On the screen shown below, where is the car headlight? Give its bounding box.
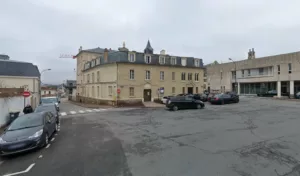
[0,137,7,144]
[29,129,43,139]
[168,100,171,104]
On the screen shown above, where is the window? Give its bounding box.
[195,73,199,81]
[145,55,151,64]
[48,91,51,94]
[108,86,112,96]
[241,70,244,77]
[129,53,135,62]
[288,63,292,74]
[181,72,186,80]
[247,69,251,76]
[96,58,100,65]
[146,70,151,80]
[194,59,200,67]
[171,57,177,65]
[188,73,192,80]
[196,87,199,93]
[97,71,100,82]
[172,72,175,80]
[277,65,280,74]
[129,69,134,80]
[160,71,164,80]
[172,87,175,94]
[232,71,236,78]
[181,58,187,66]
[182,87,185,94]
[92,73,94,83]
[44,91,46,94]
[87,74,90,83]
[259,68,264,75]
[97,86,99,98]
[129,87,134,96]
[159,56,165,64]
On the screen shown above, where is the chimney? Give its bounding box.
[79,46,82,53]
[160,50,166,55]
[252,48,255,59]
[104,48,108,62]
[109,48,111,51]
[248,49,252,60]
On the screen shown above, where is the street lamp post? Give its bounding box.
[229,58,237,92]
[39,69,51,103]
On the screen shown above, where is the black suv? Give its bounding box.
[166,95,205,111]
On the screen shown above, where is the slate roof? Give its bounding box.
[0,60,40,77]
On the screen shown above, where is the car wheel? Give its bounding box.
[173,106,178,111]
[55,123,59,132]
[44,134,49,147]
[196,104,201,109]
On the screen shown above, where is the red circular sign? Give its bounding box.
[23,91,31,97]
[117,89,121,94]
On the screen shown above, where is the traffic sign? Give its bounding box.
[23,91,31,97]
[117,88,121,94]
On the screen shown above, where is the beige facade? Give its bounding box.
[75,43,205,105]
[206,51,300,97]
[0,76,40,108]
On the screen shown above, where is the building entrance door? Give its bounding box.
[187,87,193,94]
[143,89,152,102]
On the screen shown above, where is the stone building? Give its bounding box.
[206,49,300,97]
[75,40,205,105]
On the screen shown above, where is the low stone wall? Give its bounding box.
[76,96,144,107]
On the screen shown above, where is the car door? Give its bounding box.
[48,112,56,135]
[185,96,194,109]
[222,94,231,103]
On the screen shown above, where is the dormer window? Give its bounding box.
[171,57,177,65]
[145,55,151,64]
[159,56,165,64]
[128,52,135,62]
[194,59,200,67]
[181,58,187,66]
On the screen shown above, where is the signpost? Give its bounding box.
[23,91,31,107]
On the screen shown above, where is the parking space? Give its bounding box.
[1,97,300,176]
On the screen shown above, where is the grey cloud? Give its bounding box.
[1,0,300,83]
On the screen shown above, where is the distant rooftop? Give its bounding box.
[0,54,10,60]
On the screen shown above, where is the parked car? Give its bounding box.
[0,112,58,156]
[40,97,60,111]
[166,95,205,111]
[210,93,239,105]
[161,96,174,104]
[35,104,59,125]
[193,94,208,102]
[295,92,300,99]
[207,93,216,102]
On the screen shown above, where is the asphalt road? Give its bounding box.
[1,98,300,176]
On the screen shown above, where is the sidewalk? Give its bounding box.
[143,101,165,108]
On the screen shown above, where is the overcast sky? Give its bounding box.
[1,0,300,84]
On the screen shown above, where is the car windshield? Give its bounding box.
[41,98,57,104]
[35,105,56,113]
[214,94,223,98]
[8,113,43,130]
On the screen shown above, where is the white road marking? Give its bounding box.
[93,109,101,112]
[46,144,50,148]
[51,138,55,142]
[79,110,85,113]
[3,163,35,176]
[38,155,43,159]
[70,111,76,114]
[86,109,92,112]
[55,133,58,136]
[99,109,107,111]
[60,112,67,116]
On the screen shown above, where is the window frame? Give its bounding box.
[181,58,187,66]
[188,73,192,80]
[145,70,151,80]
[144,55,151,64]
[160,71,164,80]
[181,72,186,81]
[129,53,135,62]
[129,87,134,97]
[159,56,165,64]
[195,73,199,81]
[194,59,200,67]
[171,57,177,65]
[129,69,135,80]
